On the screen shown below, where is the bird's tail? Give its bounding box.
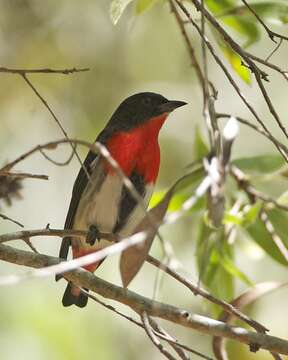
[62,283,88,308]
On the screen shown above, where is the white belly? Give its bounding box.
[72,171,153,253]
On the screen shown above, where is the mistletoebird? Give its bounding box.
[56,92,186,307]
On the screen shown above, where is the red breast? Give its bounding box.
[104,113,168,183]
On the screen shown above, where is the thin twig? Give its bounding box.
[0,67,89,75]
[0,213,24,228]
[39,147,75,166]
[266,39,283,62]
[20,73,90,181]
[148,318,191,360]
[0,228,116,244]
[23,238,39,254]
[217,114,288,156]
[168,0,205,90]
[0,171,48,180]
[260,211,288,263]
[245,51,288,81]
[230,166,288,213]
[141,311,179,360]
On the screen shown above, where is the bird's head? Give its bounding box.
[103,92,187,136]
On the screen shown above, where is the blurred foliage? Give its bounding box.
[112,0,288,81]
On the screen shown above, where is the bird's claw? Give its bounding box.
[86,225,99,245]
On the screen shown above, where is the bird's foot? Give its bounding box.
[86,225,100,246]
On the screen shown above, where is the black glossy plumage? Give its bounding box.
[113,171,146,233]
[62,283,88,308]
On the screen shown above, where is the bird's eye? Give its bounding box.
[142,97,152,105]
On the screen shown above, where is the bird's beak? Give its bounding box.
[157,100,187,113]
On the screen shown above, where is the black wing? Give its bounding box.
[58,150,97,260]
[113,170,146,233]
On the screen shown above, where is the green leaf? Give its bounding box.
[150,166,206,211]
[110,0,134,25]
[267,208,288,249]
[218,40,251,84]
[207,0,260,48]
[223,212,243,226]
[205,248,235,303]
[196,224,235,301]
[223,202,261,227]
[246,218,288,266]
[233,155,285,174]
[212,265,234,306]
[222,2,288,25]
[242,202,262,226]
[220,254,253,286]
[277,191,288,206]
[149,191,185,211]
[173,166,205,193]
[193,126,209,160]
[205,0,236,14]
[135,0,158,14]
[221,16,260,47]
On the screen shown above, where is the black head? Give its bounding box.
[99,92,186,142]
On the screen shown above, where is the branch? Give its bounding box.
[0,226,267,334]
[0,171,48,180]
[0,67,89,75]
[0,227,115,244]
[0,232,145,285]
[0,243,287,355]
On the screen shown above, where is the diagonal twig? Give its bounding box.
[20,73,91,182]
[141,311,179,360]
[0,213,24,228]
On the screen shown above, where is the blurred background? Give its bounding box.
[0,0,287,359]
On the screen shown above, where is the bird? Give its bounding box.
[56,92,186,308]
